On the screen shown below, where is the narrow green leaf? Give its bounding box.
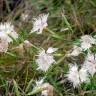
[13,80,20,96]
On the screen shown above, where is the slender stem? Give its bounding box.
[45,28,63,40]
[4,0,11,13]
[56,55,66,65]
[31,44,40,50]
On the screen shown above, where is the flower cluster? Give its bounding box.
[67,35,96,56]
[83,52,96,76]
[80,35,96,50]
[0,22,18,52]
[0,13,96,93]
[66,35,96,87]
[67,64,89,87]
[32,78,53,96]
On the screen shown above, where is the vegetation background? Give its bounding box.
[0,0,96,96]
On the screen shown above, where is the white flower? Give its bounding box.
[46,47,58,54]
[67,45,82,57]
[21,13,29,21]
[67,65,89,87]
[67,65,80,87]
[0,22,18,43]
[86,52,96,61]
[33,79,53,96]
[30,13,49,34]
[83,53,96,76]
[83,61,96,76]
[80,35,96,50]
[36,49,55,71]
[0,35,8,52]
[36,78,44,87]
[32,78,44,94]
[41,83,53,96]
[79,67,89,83]
[41,90,48,96]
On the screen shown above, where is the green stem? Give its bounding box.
[45,28,63,40]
